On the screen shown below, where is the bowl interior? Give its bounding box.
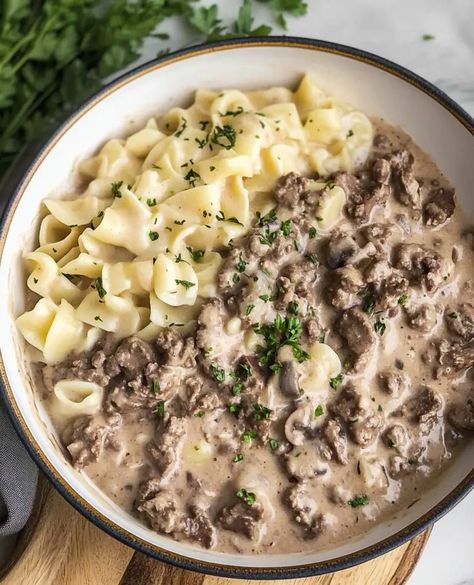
[0,41,472,573]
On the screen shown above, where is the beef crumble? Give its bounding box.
[43,120,473,555]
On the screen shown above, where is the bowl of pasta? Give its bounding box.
[0,37,473,579]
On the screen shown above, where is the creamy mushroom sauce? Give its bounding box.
[40,120,474,554]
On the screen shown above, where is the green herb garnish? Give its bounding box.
[236,488,256,506]
[348,495,369,507]
[175,279,195,289]
[94,277,107,299]
[210,362,225,383]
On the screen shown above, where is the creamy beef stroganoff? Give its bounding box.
[16,76,473,554]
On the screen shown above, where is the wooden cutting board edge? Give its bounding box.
[0,475,432,585]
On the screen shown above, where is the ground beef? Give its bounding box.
[445,304,474,341]
[335,157,391,224]
[388,150,420,207]
[115,337,156,375]
[430,340,474,379]
[218,500,264,540]
[330,386,381,446]
[274,172,311,209]
[322,418,348,464]
[423,187,455,227]
[285,484,326,538]
[326,266,364,311]
[336,308,376,372]
[136,487,181,535]
[155,330,197,368]
[405,304,438,333]
[62,414,120,468]
[400,387,443,426]
[383,424,408,453]
[364,257,409,311]
[181,505,217,548]
[395,243,445,292]
[147,416,188,484]
[378,371,409,397]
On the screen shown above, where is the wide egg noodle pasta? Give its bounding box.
[53,380,103,417]
[17,75,374,362]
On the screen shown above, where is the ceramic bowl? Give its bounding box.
[0,38,472,580]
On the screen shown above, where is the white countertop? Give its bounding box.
[1,0,473,582]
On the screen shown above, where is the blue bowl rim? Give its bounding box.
[0,36,472,580]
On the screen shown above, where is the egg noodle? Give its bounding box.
[16,75,373,365]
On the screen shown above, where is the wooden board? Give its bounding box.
[0,476,431,585]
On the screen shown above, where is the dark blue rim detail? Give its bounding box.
[0,37,472,580]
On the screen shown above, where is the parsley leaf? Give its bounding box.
[175,279,195,290]
[236,488,256,506]
[348,494,369,507]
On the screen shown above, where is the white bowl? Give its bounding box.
[0,38,472,579]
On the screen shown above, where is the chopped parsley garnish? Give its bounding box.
[154,400,165,418]
[305,252,319,265]
[280,219,292,236]
[254,403,272,420]
[448,311,458,319]
[184,168,201,187]
[422,33,435,41]
[374,319,386,336]
[346,129,354,138]
[210,362,225,383]
[175,253,189,264]
[220,106,245,117]
[233,453,244,463]
[309,226,317,239]
[287,301,299,315]
[236,253,247,273]
[242,429,257,443]
[246,304,255,316]
[186,247,205,262]
[255,208,277,227]
[236,488,256,506]
[252,314,309,370]
[94,277,107,299]
[237,362,253,380]
[259,227,278,247]
[147,198,157,207]
[195,136,208,149]
[362,295,376,316]
[215,210,244,225]
[314,404,324,417]
[194,410,205,417]
[199,120,210,131]
[211,124,236,150]
[232,382,243,396]
[94,315,103,322]
[151,379,161,395]
[149,231,159,241]
[174,118,188,138]
[228,403,242,416]
[175,279,195,289]
[268,438,279,451]
[348,494,369,508]
[378,404,383,412]
[111,181,123,198]
[259,294,273,303]
[151,164,162,170]
[174,219,186,225]
[398,294,409,307]
[329,373,343,389]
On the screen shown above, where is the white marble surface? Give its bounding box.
[1,0,473,582]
